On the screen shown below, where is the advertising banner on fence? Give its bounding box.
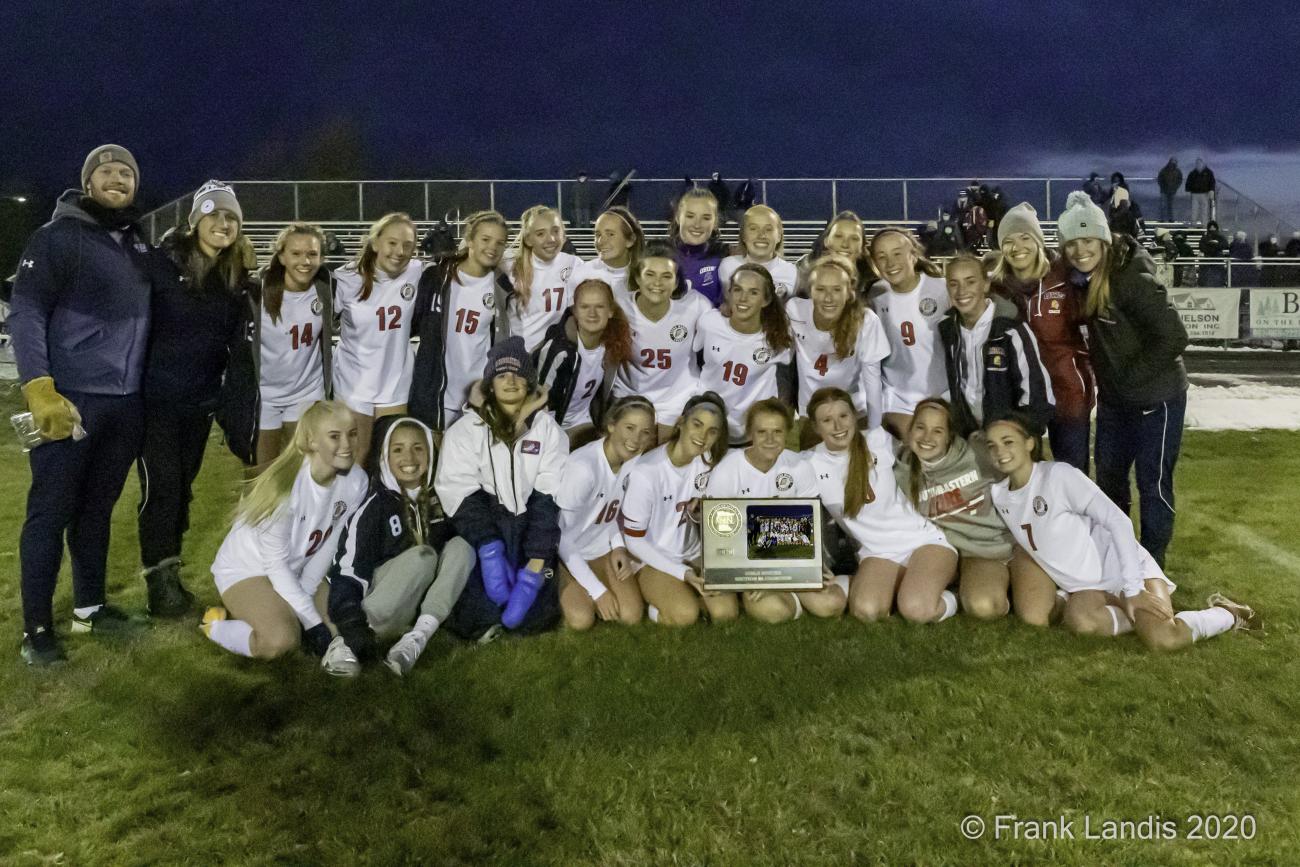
[1248,289,1300,339]
[1170,288,1240,339]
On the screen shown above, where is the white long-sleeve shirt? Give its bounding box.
[619,445,711,581]
[555,440,636,600]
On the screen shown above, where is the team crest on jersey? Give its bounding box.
[753,347,772,364]
[333,500,347,520]
[987,346,1007,369]
[311,298,323,315]
[400,283,415,301]
[482,292,495,309]
[669,324,689,343]
[776,282,791,297]
[775,472,794,491]
[694,472,709,491]
[1033,496,1048,516]
[560,266,573,281]
[919,298,939,316]
[521,440,540,455]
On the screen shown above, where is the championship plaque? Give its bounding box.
[701,498,824,591]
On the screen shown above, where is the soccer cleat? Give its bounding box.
[200,606,228,638]
[1207,593,1262,632]
[384,632,426,677]
[70,604,137,635]
[144,559,197,618]
[321,636,361,677]
[20,627,66,666]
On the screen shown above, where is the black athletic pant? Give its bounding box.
[137,402,214,569]
[448,509,560,640]
[20,391,143,632]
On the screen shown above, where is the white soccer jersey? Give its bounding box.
[571,257,630,301]
[562,339,607,430]
[556,441,635,598]
[259,288,325,408]
[718,255,799,300]
[442,270,497,416]
[619,445,711,580]
[868,274,951,414]
[693,309,792,441]
[706,448,817,498]
[805,427,949,563]
[332,259,427,409]
[613,290,711,423]
[784,297,890,416]
[502,251,581,352]
[211,461,368,627]
[991,462,1168,598]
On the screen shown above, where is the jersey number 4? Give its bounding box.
[375,305,403,331]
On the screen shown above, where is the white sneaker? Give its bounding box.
[384,632,426,677]
[321,636,361,677]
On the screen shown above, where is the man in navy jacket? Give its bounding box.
[9,144,151,665]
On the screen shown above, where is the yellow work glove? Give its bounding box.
[21,376,80,441]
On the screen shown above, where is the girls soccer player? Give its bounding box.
[1057,192,1189,567]
[613,243,711,441]
[989,203,1094,472]
[718,205,798,300]
[866,227,950,437]
[804,388,958,624]
[694,264,794,443]
[204,400,368,660]
[322,415,474,676]
[670,189,728,305]
[986,414,1258,648]
[408,210,511,433]
[434,338,569,639]
[139,181,251,616]
[895,399,1019,621]
[534,278,634,443]
[246,224,335,468]
[502,205,582,352]
[784,255,890,424]
[620,392,736,626]
[799,211,875,296]
[706,399,847,622]
[555,396,657,629]
[332,212,427,461]
[571,206,644,299]
[937,254,1054,437]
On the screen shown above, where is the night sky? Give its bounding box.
[4,1,1300,215]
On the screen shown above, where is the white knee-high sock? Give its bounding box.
[1106,605,1134,636]
[938,590,958,622]
[1176,607,1235,642]
[207,619,254,657]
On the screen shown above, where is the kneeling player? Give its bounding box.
[706,398,847,622]
[986,415,1259,649]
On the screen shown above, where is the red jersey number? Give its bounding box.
[721,360,749,386]
[289,323,314,350]
[813,353,829,376]
[305,526,334,557]
[598,500,621,524]
[900,321,916,346]
[375,305,403,332]
[1020,523,1038,552]
[454,308,481,334]
[543,286,564,312]
[640,348,672,370]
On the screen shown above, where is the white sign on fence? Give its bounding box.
[1169,288,1240,339]
[1248,289,1300,338]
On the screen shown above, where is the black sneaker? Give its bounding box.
[145,561,196,618]
[21,627,66,666]
[70,604,138,635]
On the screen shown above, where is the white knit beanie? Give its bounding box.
[1057,191,1112,245]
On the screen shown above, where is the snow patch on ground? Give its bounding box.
[1187,382,1300,430]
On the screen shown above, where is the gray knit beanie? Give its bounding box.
[189,180,243,228]
[997,202,1045,248]
[81,144,139,190]
[1057,191,1112,245]
[483,336,537,388]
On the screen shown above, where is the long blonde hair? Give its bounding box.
[867,226,943,280]
[261,223,325,324]
[739,204,784,258]
[989,235,1050,284]
[1081,242,1115,317]
[352,212,416,302]
[509,205,564,307]
[236,400,353,526]
[808,254,865,359]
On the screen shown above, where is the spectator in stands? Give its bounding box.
[570,172,593,228]
[1258,234,1282,286]
[1058,191,1188,568]
[605,171,631,211]
[1284,231,1300,286]
[9,145,151,664]
[707,172,732,223]
[927,210,963,256]
[1198,220,1228,287]
[1286,230,1300,257]
[1082,173,1107,206]
[1171,230,1195,288]
[1157,158,1182,222]
[735,178,756,212]
[1185,158,1216,225]
[1229,230,1258,287]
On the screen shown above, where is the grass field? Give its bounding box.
[0,387,1297,866]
